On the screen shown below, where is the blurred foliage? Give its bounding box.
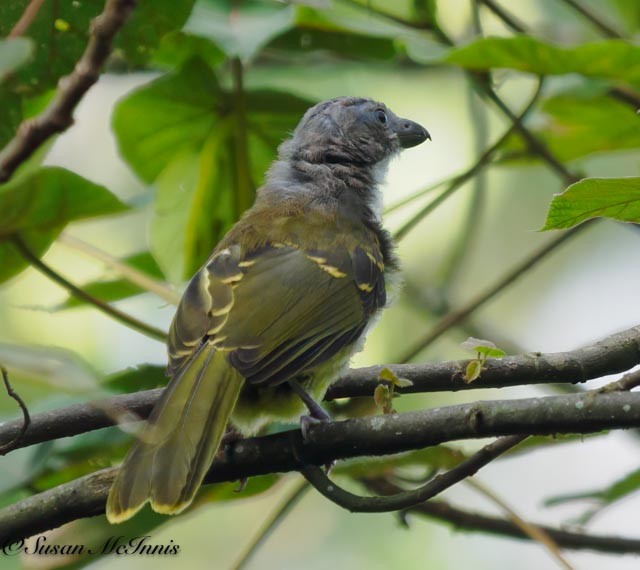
[1,0,640,563]
[0,167,127,283]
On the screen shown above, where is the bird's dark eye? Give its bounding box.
[375,109,387,124]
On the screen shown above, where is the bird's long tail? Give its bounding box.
[106,344,244,523]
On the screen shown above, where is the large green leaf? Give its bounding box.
[0,167,128,283]
[292,1,445,63]
[502,93,640,163]
[542,177,640,230]
[445,36,640,89]
[153,30,226,70]
[114,59,314,281]
[114,58,221,183]
[0,0,196,95]
[185,0,296,60]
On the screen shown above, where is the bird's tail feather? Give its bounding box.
[106,344,244,523]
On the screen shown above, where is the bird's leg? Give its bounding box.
[288,379,335,471]
[220,425,247,492]
[288,378,331,422]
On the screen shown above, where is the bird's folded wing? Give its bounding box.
[168,240,386,386]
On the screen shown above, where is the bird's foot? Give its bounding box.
[299,415,335,473]
[235,477,248,493]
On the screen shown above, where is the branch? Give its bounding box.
[300,435,525,512]
[555,0,622,39]
[4,388,640,541]
[365,481,640,555]
[8,0,46,38]
[3,324,640,452]
[0,366,30,454]
[392,78,543,241]
[11,236,167,342]
[298,370,640,517]
[466,478,575,570]
[0,0,137,183]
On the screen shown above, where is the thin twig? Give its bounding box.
[467,478,576,570]
[478,0,529,34]
[393,79,544,241]
[364,482,640,555]
[555,0,622,38]
[439,79,490,288]
[398,223,589,362]
[0,366,30,454]
[11,236,167,342]
[58,233,180,305]
[472,78,579,185]
[300,435,526,513]
[384,177,447,214]
[233,481,311,570]
[0,0,137,183]
[8,0,47,38]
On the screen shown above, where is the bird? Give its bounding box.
[106,96,429,523]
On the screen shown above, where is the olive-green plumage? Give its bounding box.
[106,97,429,523]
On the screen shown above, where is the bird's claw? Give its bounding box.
[299,415,335,473]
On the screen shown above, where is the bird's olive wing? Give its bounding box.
[167,242,386,386]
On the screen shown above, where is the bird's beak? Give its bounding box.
[394,117,431,149]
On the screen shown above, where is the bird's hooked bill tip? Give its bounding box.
[396,119,431,149]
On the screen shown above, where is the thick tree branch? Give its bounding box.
[3,388,640,541]
[0,0,136,183]
[365,481,640,555]
[2,325,640,452]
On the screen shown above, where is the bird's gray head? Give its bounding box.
[279,96,430,166]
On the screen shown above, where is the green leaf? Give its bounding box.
[502,93,640,163]
[0,37,33,80]
[460,337,506,358]
[113,58,221,183]
[152,31,226,70]
[293,1,444,62]
[0,0,196,95]
[59,252,165,309]
[464,360,483,383]
[544,466,640,525]
[185,0,295,60]
[0,167,128,283]
[542,177,640,230]
[103,364,166,393]
[542,95,640,160]
[114,59,314,280]
[445,36,640,89]
[116,0,197,67]
[268,28,398,61]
